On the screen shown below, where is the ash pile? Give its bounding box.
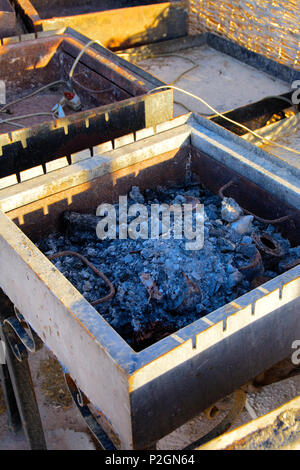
[37,184,300,351]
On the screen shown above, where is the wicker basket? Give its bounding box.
[188,1,300,70]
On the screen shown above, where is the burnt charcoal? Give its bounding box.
[279,246,300,272]
[36,182,300,351]
[63,211,100,234]
[218,238,236,252]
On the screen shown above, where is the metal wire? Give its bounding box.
[69,39,104,82]
[48,251,115,305]
[0,81,66,114]
[0,113,56,127]
[150,85,300,156]
[72,77,113,95]
[218,180,292,224]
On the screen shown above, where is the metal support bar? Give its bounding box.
[0,292,21,433]
[0,363,21,433]
[65,374,117,451]
[0,292,47,450]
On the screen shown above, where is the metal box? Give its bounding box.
[0,113,299,449]
[0,28,172,182]
[13,0,188,50]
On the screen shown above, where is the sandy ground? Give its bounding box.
[0,346,299,450]
[134,45,289,117]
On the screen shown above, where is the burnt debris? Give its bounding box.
[36,183,300,351]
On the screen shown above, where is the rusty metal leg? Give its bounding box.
[1,325,47,450]
[65,374,116,450]
[0,292,22,433]
[0,363,21,433]
[0,291,47,450]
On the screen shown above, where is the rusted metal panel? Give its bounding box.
[13,1,188,50]
[0,28,173,180]
[0,0,16,38]
[0,114,299,449]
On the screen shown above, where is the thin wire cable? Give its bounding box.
[150,85,300,156]
[48,251,115,305]
[137,52,212,116]
[0,112,56,126]
[72,77,113,95]
[139,53,294,116]
[0,80,66,114]
[170,62,212,116]
[5,121,24,129]
[0,41,104,124]
[0,40,105,124]
[69,39,104,81]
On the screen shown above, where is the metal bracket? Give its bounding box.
[3,306,43,361]
[0,362,21,434]
[64,374,117,451]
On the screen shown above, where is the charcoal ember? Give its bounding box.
[209,226,225,238]
[221,197,243,222]
[231,215,254,235]
[173,194,187,205]
[227,228,243,244]
[37,183,300,350]
[227,270,243,288]
[239,249,264,281]
[83,281,92,292]
[206,204,219,219]
[218,238,236,252]
[175,273,202,313]
[129,186,144,203]
[132,321,176,351]
[279,246,300,272]
[205,195,221,206]
[236,243,257,258]
[123,254,134,264]
[86,247,97,257]
[63,211,100,234]
[251,276,272,289]
[241,236,253,244]
[166,290,186,312]
[140,272,163,301]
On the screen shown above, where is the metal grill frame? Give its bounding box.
[12,0,188,50]
[0,28,173,180]
[0,113,299,449]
